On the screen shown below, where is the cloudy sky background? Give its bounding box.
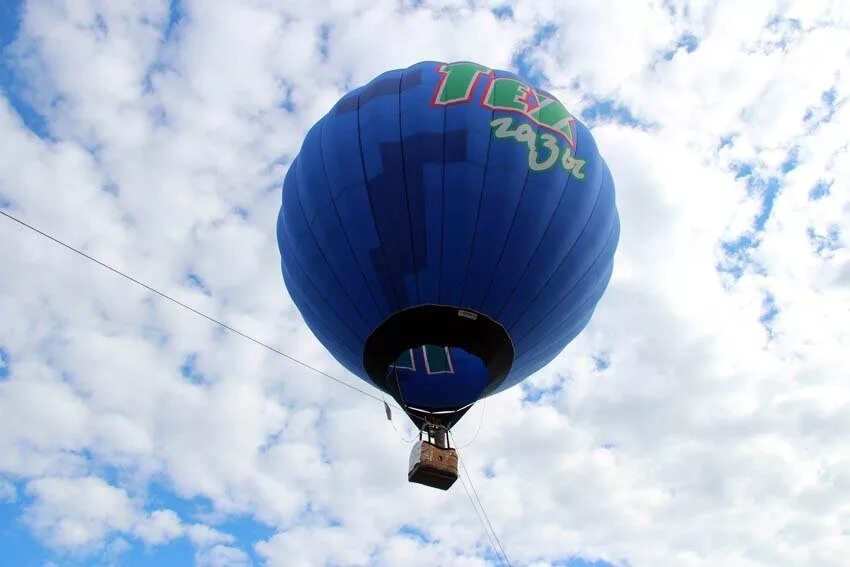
[1,0,849,565]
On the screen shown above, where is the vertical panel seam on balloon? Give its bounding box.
[507,306,595,383]
[505,231,616,381]
[492,163,578,320]
[509,256,614,378]
[398,66,421,305]
[477,118,543,308]
[280,195,364,354]
[500,162,608,331]
[280,253,363,368]
[355,88,403,313]
[521,258,611,357]
[438,93,447,304]
[293,163,367,338]
[513,205,619,347]
[318,114,386,321]
[295,139,369,332]
[457,97,497,307]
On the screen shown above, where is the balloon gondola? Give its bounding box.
[278,61,619,489]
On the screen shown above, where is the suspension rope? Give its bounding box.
[451,398,487,449]
[381,367,417,443]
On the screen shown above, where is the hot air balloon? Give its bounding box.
[277,61,619,489]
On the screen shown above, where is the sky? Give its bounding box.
[0,0,849,566]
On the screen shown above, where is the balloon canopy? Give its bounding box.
[278,61,619,428]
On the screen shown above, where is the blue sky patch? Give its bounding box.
[759,292,778,336]
[318,23,331,62]
[180,353,205,384]
[719,165,786,282]
[491,6,513,20]
[102,182,119,196]
[217,514,275,552]
[589,101,644,130]
[0,480,262,566]
[398,524,431,544]
[522,382,563,403]
[0,1,21,51]
[144,484,262,563]
[763,16,803,50]
[593,353,611,371]
[555,558,616,567]
[279,82,296,112]
[717,134,736,150]
[719,234,758,280]
[0,496,53,567]
[731,161,753,179]
[809,180,831,200]
[808,225,841,254]
[678,33,699,53]
[0,346,9,379]
[122,537,196,567]
[661,0,678,17]
[0,0,50,139]
[752,177,780,232]
[185,272,212,295]
[804,87,838,129]
[721,167,780,261]
[781,147,799,173]
[0,482,187,567]
[147,483,212,520]
[663,32,699,60]
[165,0,184,41]
[513,23,557,88]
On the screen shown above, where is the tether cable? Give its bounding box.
[458,468,506,567]
[0,208,396,407]
[459,455,512,567]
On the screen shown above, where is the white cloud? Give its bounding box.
[1,0,849,565]
[186,523,236,548]
[256,525,491,567]
[195,544,252,567]
[255,526,358,567]
[517,0,677,93]
[20,475,242,556]
[23,476,137,551]
[0,370,93,477]
[133,509,184,546]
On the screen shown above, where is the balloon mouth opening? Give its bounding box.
[363,304,513,428]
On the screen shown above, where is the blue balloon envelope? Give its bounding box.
[278,61,619,428]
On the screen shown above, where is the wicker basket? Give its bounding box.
[408,440,459,490]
